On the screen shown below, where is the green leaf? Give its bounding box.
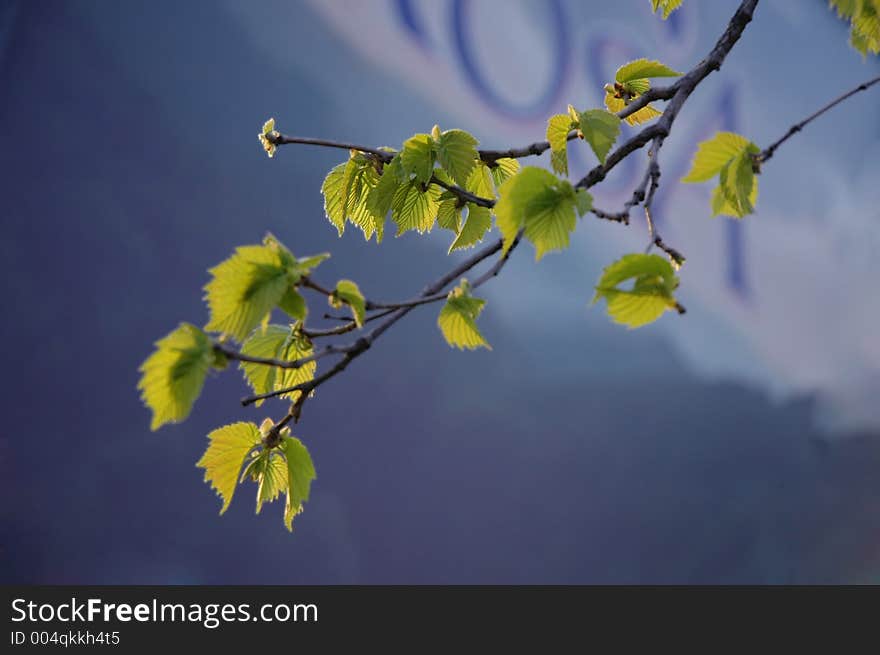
[239,324,316,407]
[650,0,684,19]
[281,435,316,531]
[546,114,574,175]
[400,133,436,183]
[294,252,331,274]
[435,128,479,185]
[465,162,496,199]
[494,166,579,260]
[277,287,307,321]
[489,158,521,187]
[716,149,759,218]
[255,451,289,514]
[341,155,383,242]
[321,163,347,236]
[615,58,682,83]
[204,240,294,342]
[196,422,262,514]
[592,253,681,329]
[578,109,621,164]
[331,279,366,327]
[366,155,404,235]
[449,204,492,253]
[681,132,755,183]
[575,189,593,217]
[391,181,442,235]
[138,323,213,431]
[831,0,880,55]
[437,280,490,350]
[258,118,277,158]
[437,198,462,232]
[681,132,760,218]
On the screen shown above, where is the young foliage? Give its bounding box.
[239,324,316,407]
[546,113,575,175]
[400,133,435,183]
[449,204,492,253]
[391,180,442,235]
[592,254,682,328]
[138,323,215,431]
[830,0,880,56]
[681,132,760,218]
[258,118,277,158]
[650,0,684,19]
[196,421,262,514]
[577,109,622,164]
[204,235,327,341]
[495,166,592,260]
[281,435,317,531]
[437,280,490,350]
[604,58,681,125]
[433,126,480,186]
[197,419,316,531]
[331,279,367,327]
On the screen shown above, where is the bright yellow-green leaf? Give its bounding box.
[437,280,490,350]
[578,109,621,164]
[321,163,347,236]
[604,91,663,126]
[331,279,366,327]
[650,0,684,19]
[546,114,574,175]
[138,323,214,431]
[681,132,754,183]
[711,173,759,218]
[437,198,462,232]
[449,204,492,253]
[281,436,316,531]
[255,451,289,514]
[258,118,276,158]
[465,161,496,200]
[435,129,479,186]
[204,241,294,342]
[196,422,262,514]
[615,58,682,83]
[716,149,759,218]
[366,155,403,236]
[400,133,436,183]
[489,158,521,187]
[575,189,593,217]
[391,181,442,235]
[239,324,316,407]
[831,0,880,55]
[495,166,579,260]
[592,253,681,329]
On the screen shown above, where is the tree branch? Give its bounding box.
[759,74,880,163]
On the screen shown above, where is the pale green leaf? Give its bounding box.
[437,198,463,232]
[258,118,276,158]
[615,58,682,83]
[239,324,316,407]
[716,149,759,218]
[255,452,289,514]
[437,280,490,350]
[321,163,347,236]
[604,91,663,126]
[277,287,307,321]
[522,181,579,261]
[196,422,262,514]
[681,132,754,183]
[138,323,213,430]
[575,189,593,217]
[592,253,681,329]
[650,0,684,19]
[400,133,435,183]
[494,166,559,255]
[332,279,366,327]
[204,242,293,342]
[391,181,442,235]
[366,155,403,235]
[436,129,479,185]
[449,204,492,253]
[578,109,621,164]
[489,158,521,187]
[465,162,496,200]
[281,436,316,531]
[546,114,574,175]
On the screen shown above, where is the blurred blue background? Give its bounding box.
[2,0,879,584]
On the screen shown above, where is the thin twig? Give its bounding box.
[270,134,393,161]
[759,74,880,163]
